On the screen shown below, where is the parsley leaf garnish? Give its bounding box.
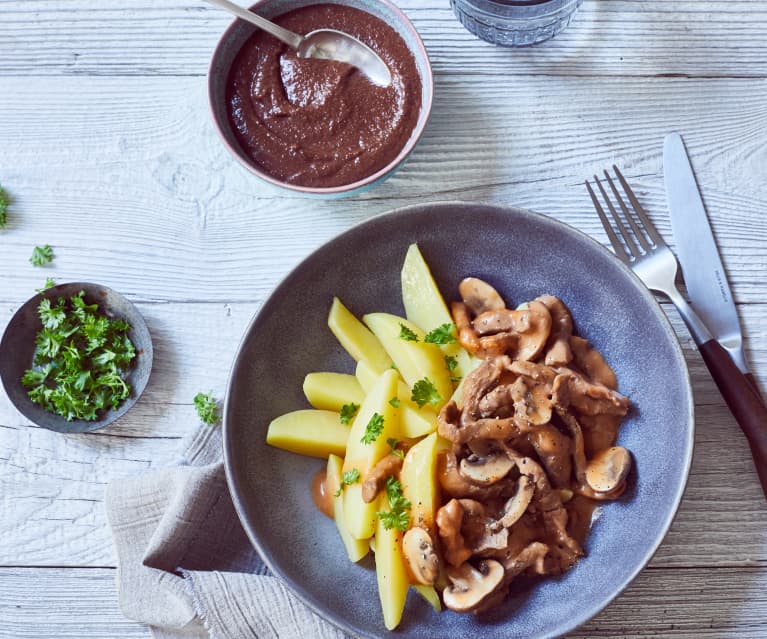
[424,323,457,345]
[360,412,384,444]
[411,377,442,408]
[30,244,54,266]
[21,291,136,421]
[194,391,219,425]
[388,396,400,408]
[398,324,419,342]
[445,355,458,372]
[339,402,360,425]
[387,437,405,459]
[0,185,8,229]
[35,278,56,293]
[376,476,411,532]
[333,468,361,497]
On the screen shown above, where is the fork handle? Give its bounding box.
[699,339,767,498]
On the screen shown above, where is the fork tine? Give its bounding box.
[585,179,630,262]
[593,174,640,258]
[612,165,663,247]
[603,170,652,252]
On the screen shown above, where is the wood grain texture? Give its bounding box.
[0,75,765,303]
[2,1,767,78]
[1,566,766,638]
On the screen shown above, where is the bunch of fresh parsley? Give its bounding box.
[376,476,411,532]
[21,291,136,421]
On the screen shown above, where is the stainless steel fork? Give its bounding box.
[586,166,767,500]
[584,166,714,347]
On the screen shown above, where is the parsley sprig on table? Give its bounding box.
[376,476,411,532]
[411,377,442,408]
[0,184,8,228]
[30,244,54,266]
[194,392,219,425]
[21,291,136,421]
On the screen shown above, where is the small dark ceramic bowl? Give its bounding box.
[0,282,153,433]
[208,0,433,198]
[223,202,694,638]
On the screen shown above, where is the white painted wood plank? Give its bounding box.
[2,1,767,78]
[0,76,765,304]
[1,566,766,638]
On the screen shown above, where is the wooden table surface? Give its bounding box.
[1,1,766,637]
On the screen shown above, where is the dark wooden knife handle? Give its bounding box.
[745,372,764,399]
[700,339,767,499]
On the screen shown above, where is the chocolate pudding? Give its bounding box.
[226,4,422,188]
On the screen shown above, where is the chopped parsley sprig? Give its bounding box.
[340,402,359,425]
[0,185,8,228]
[194,391,219,425]
[21,291,136,421]
[387,437,405,459]
[398,324,419,342]
[411,377,442,408]
[424,323,457,345]
[30,244,54,266]
[333,468,361,497]
[376,476,411,532]
[360,412,384,444]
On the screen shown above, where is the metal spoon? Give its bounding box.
[205,0,392,87]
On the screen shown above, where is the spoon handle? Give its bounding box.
[204,0,303,49]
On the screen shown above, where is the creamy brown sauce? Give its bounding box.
[311,468,334,519]
[226,4,421,187]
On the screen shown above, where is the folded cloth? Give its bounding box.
[105,424,348,639]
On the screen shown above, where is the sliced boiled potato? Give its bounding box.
[400,243,474,381]
[343,369,400,540]
[326,454,369,562]
[266,410,348,458]
[328,297,392,374]
[363,313,452,411]
[355,359,379,393]
[412,585,441,612]
[400,432,439,531]
[375,494,410,631]
[303,372,365,411]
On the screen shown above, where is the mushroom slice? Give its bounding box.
[473,302,552,362]
[459,277,506,316]
[459,451,515,486]
[496,476,534,529]
[536,295,574,367]
[585,446,631,494]
[402,527,440,586]
[443,560,505,613]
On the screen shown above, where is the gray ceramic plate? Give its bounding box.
[223,202,694,639]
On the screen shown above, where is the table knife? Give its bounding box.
[664,131,767,494]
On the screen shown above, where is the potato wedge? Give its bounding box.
[400,243,474,381]
[363,313,452,411]
[303,372,365,411]
[266,410,348,458]
[400,432,439,531]
[375,494,410,630]
[412,585,441,612]
[343,369,400,540]
[326,454,369,562]
[328,297,392,374]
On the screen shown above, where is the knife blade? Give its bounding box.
[663,132,753,378]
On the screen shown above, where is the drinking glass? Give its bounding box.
[451,0,583,47]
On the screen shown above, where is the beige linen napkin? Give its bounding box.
[105,424,347,639]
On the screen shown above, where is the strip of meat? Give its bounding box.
[361,453,404,503]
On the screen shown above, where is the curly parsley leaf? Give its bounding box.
[411,377,442,408]
[22,292,136,421]
[398,324,419,342]
[194,391,219,425]
[424,323,457,345]
[445,355,458,372]
[360,412,384,444]
[387,437,405,459]
[30,244,54,266]
[388,396,400,408]
[376,476,411,532]
[339,402,360,425]
[0,185,8,228]
[333,468,361,497]
[35,278,56,294]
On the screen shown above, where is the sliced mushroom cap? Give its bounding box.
[510,376,553,426]
[536,295,574,367]
[585,446,632,494]
[473,302,552,362]
[459,277,506,316]
[496,475,535,529]
[459,451,515,486]
[443,560,505,613]
[402,527,440,585]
